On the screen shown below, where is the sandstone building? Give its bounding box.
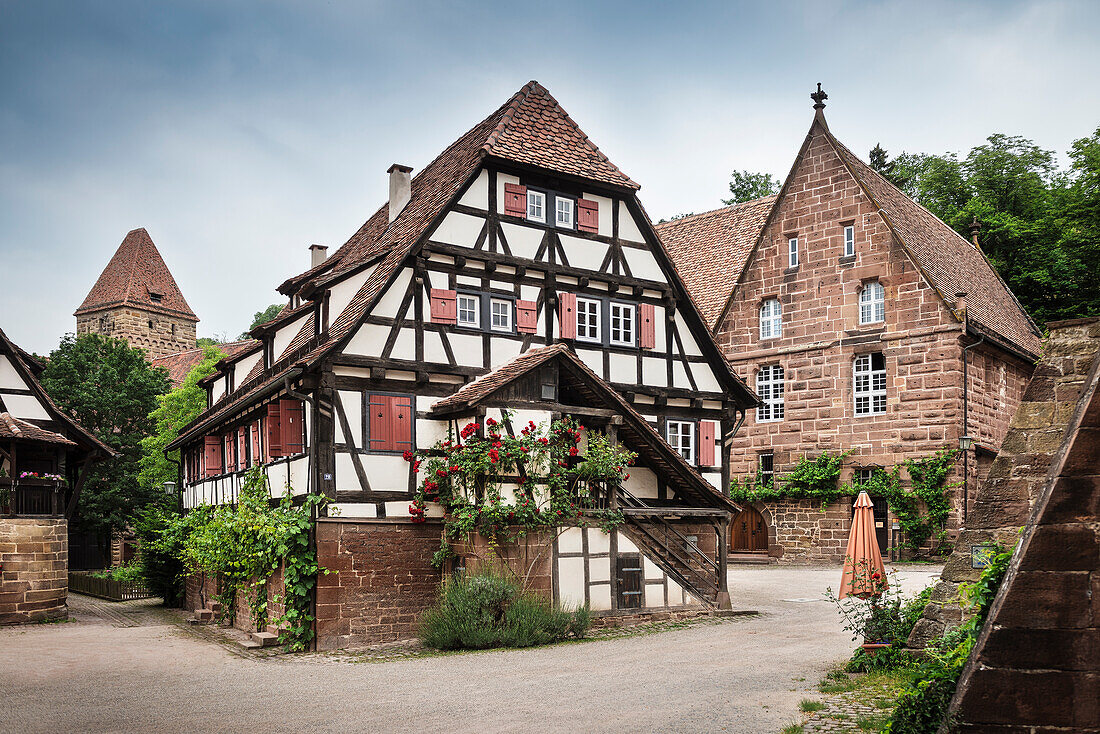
[75,228,198,359]
[659,88,1043,562]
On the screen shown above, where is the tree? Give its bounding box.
[238,303,284,339]
[138,345,226,493]
[40,333,171,540]
[722,170,781,205]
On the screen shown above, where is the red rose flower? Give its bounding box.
[569,446,579,456]
[488,449,499,463]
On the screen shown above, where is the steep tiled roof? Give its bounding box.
[0,413,77,446]
[151,340,258,388]
[431,344,569,413]
[75,228,197,321]
[482,81,638,190]
[655,196,776,330]
[828,135,1042,358]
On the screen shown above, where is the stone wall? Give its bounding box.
[909,318,1100,648]
[183,566,286,632]
[0,518,68,625]
[314,518,441,651]
[763,497,854,564]
[453,528,554,596]
[717,124,1033,557]
[948,320,1100,732]
[77,306,197,360]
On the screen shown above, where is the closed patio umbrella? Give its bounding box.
[839,491,887,599]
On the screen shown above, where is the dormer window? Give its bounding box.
[527,190,546,223]
[150,293,163,304]
[555,197,575,229]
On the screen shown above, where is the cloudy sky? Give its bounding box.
[2,0,1098,354]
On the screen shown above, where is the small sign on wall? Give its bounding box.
[971,544,998,569]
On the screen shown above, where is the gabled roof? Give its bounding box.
[173,81,753,448]
[75,228,197,321]
[660,110,1042,359]
[0,327,114,456]
[655,196,776,330]
[0,413,76,447]
[430,344,738,512]
[150,340,258,388]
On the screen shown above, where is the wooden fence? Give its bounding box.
[68,572,155,602]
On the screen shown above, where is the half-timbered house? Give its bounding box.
[168,81,757,649]
[0,326,114,624]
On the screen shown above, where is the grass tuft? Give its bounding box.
[799,699,826,713]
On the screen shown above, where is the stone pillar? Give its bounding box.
[0,518,68,625]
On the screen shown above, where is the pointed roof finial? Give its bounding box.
[811,83,828,110]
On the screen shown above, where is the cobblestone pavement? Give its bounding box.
[801,675,903,732]
[68,592,173,627]
[0,564,939,734]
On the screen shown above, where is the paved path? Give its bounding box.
[0,565,939,734]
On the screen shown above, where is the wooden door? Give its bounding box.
[730,506,768,552]
[615,554,643,609]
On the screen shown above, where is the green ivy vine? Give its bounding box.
[727,448,960,554]
[405,413,634,573]
[177,465,330,651]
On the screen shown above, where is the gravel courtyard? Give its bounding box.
[0,565,939,734]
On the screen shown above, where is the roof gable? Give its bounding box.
[75,228,197,321]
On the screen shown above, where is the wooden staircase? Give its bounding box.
[611,488,726,609]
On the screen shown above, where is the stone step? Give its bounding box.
[207,602,223,613]
[728,553,772,565]
[265,624,282,636]
[238,639,262,650]
[250,631,280,648]
[192,609,215,623]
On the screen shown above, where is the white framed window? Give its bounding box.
[576,297,601,343]
[527,190,546,223]
[854,352,887,416]
[759,452,775,488]
[457,294,480,328]
[666,420,695,464]
[788,236,799,268]
[759,298,782,340]
[859,281,886,324]
[855,467,880,485]
[844,225,855,257]
[756,364,785,423]
[555,197,575,229]
[610,302,635,346]
[490,298,512,332]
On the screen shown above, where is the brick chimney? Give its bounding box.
[955,291,968,323]
[309,244,328,268]
[388,164,413,223]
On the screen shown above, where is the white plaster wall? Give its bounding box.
[458,169,489,209]
[335,453,361,492]
[500,222,542,260]
[389,328,416,361]
[2,394,50,420]
[364,455,409,492]
[448,333,483,367]
[490,338,521,369]
[234,352,262,385]
[273,314,309,360]
[623,467,658,499]
[618,201,645,243]
[327,267,374,324]
[641,357,666,387]
[373,269,412,319]
[622,246,663,282]
[559,234,606,272]
[582,192,613,237]
[423,330,449,364]
[336,390,362,445]
[0,355,29,390]
[345,322,389,356]
[431,211,485,247]
[608,353,635,383]
[329,503,377,518]
[557,557,585,608]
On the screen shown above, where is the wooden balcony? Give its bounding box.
[0,478,67,517]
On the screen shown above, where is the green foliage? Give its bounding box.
[239,303,284,339]
[408,415,633,571]
[845,585,934,673]
[89,562,144,583]
[40,333,171,539]
[870,128,1100,323]
[177,466,329,649]
[730,449,957,554]
[722,169,782,205]
[139,346,225,492]
[419,569,590,650]
[132,504,205,606]
[886,545,1012,733]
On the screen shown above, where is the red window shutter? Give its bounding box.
[250,420,261,466]
[699,420,717,467]
[204,435,222,478]
[368,394,391,451]
[504,183,527,217]
[430,289,457,325]
[224,434,233,472]
[639,303,656,349]
[266,402,283,460]
[557,293,577,340]
[393,395,413,453]
[237,427,247,470]
[281,399,305,456]
[516,300,538,334]
[577,199,599,233]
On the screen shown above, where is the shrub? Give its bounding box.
[846,584,934,673]
[89,562,144,584]
[420,569,590,650]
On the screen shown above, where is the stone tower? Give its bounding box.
[75,228,198,359]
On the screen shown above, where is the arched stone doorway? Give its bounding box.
[730,505,768,553]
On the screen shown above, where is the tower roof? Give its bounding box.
[75,228,198,321]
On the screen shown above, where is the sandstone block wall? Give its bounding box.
[314,519,441,651]
[764,497,854,564]
[184,566,286,631]
[77,306,197,359]
[454,528,553,595]
[0,518,68,625]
